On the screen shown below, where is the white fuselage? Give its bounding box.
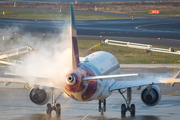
[81,51,120,100]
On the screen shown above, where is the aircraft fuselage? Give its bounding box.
[64,51,120,101]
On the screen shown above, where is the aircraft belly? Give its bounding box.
[95,79,116,100]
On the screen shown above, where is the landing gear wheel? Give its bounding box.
[99,107,101,112]
[46,103,52,115]
[99,100,101,112]
[103,99,106,112]
[103,106,106,112]
[56,103,61,116]
[130,104,135,116]
[121,104,126,116]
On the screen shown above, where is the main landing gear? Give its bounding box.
[98,99,106,114]
[46,88,63,116]
[118,88,135,117]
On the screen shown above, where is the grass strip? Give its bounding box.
[0,9,133,20]
[1,39,180,65]
[1,1,180,17]
[78,40,180,64]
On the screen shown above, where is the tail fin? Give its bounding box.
[70,3,80,69]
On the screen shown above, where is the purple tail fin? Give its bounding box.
[70,3,80,69]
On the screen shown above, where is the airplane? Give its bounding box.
[0,3,180,117]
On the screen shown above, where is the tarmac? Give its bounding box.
[0,64,180,120]
[0,3,180,120]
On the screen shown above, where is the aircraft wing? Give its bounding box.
[0,75,59,88]
[109,70,180,91]
[0,77,26,83]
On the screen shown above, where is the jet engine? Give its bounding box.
[141,85,161,106]
[29,87,51,105]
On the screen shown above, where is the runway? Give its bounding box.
[1,18,180,39]
[0,66,180,120]
[0,17,180,47]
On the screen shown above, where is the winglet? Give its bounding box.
[70,3,80,69]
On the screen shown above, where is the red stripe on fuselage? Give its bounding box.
[64,64,98,101]
[82,80,97,100]
[80,65,98,101]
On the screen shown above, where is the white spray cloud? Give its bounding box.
[0,26,19,37]
[6,22,73,90]
[0,26,20,51]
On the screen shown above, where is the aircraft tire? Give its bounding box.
[46,103,52,115]
[130,104,135,116]
[56,103,61,116]
[103,106,106,112]
[121,104,126,116]
[99,100,101,112]
[103,99,106,112]
[99,107,101,112]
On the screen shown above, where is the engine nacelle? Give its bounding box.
[141,85,161,106]
[29,87,51,105]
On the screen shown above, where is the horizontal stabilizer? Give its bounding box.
[82,74,138,80]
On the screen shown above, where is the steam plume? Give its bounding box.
[6,22,73,90]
